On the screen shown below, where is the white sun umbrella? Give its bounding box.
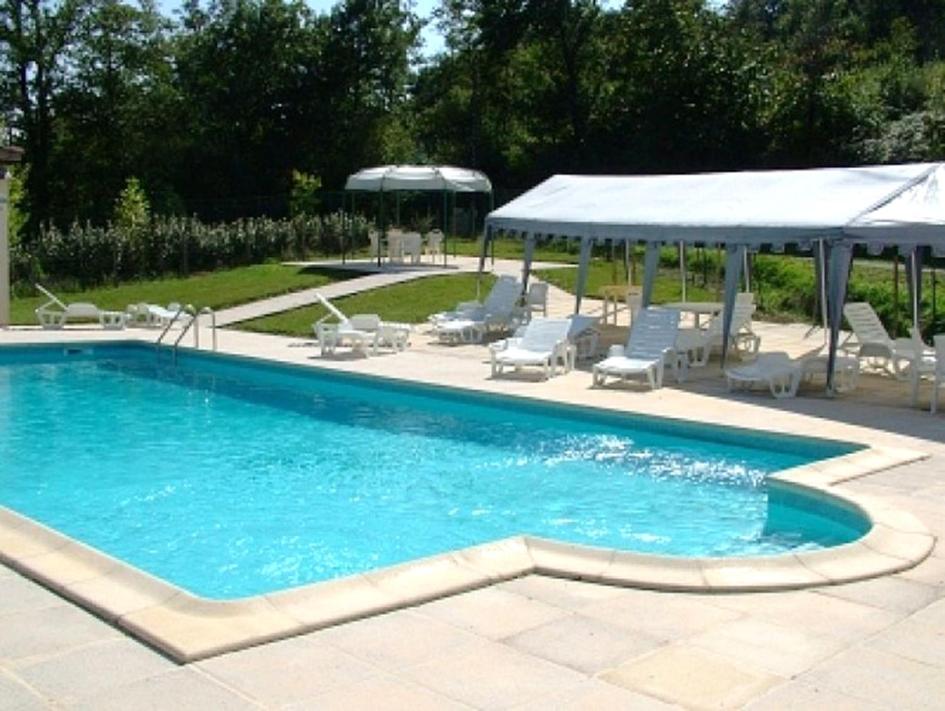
[345,165,493,267]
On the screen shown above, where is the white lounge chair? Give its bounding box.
[675,302,760,367]
[490,318,572,379]
[592,308,682,389]
[432,276,525,343]
[34,284,126,330]
[905,329,943,410]
[726,352,802,399]
[312,293,410,355]
[842,302,925,377]
[126,302,191,328]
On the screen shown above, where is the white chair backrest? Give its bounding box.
[626,308,679,359]
[483,276,522,314]
[35,283,67,310]
[567,314,597,338]
[520,318,571,352]
[427,230,444,249]
[316,293,348,322]
[706,302,754,337]
[404,233,422,252]
[526,282,548,306]
[628,294,643,321]
[844,302,892,345]
[736,292,754,304]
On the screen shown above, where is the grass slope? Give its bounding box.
[239,273,498,336]
[11,264,352,325]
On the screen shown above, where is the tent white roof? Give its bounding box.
[345,165,492,193]
[486,163,945,247]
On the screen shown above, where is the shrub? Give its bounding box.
[13,213,373,288]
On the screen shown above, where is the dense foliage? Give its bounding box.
[2,0,945,242]
[12,212,370,286]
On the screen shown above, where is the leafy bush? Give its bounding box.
[12,213,372,288]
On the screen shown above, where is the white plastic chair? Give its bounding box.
[675,302,759,367]
[525,282,548,317]
[842,302,924,378]
[426,230,444,261]
[592,307,682,389]
[490,318,572,379]
[403,233,422,264]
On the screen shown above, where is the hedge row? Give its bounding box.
[12,213,371,288]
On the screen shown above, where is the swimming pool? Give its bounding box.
[0,343,867,600]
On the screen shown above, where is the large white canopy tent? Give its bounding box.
[345,165,493,266]
[482,162,945,392]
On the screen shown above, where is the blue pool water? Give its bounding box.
[0,344,866,599]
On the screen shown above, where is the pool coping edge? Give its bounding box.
[0,445,934,664]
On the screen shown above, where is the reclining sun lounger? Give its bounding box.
[725,351,860,398]
[126,302,191,328]
[592,307,682,389]
[725,352,802,399]
[490,318,572,380]
[842,302,928,378]
[312,293,411,356]
[432,275,525,343]
[34,284,126,330]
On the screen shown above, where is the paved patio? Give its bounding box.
[1,270,943,710]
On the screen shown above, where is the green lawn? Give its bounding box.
[10,263,353,325]
[239,273,498,337]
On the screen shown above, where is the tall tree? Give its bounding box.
[0,0,85,238]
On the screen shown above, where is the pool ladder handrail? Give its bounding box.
[155,306,217,361]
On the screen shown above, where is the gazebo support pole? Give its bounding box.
[0,172,10,327]
[442,191,448,267]
[378,190,385,268]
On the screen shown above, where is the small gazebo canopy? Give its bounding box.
[483,163,945,393]
[345,165,492,193]
[345,165,493,266]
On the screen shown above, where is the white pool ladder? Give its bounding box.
[155,305,217,361]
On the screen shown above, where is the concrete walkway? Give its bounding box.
[213,256,574,326]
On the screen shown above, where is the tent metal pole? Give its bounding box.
[522,234,537,291]
[679,241,687,301]
[720,244,745,367]
[623,240,631,285]
[909,247,922,334]
[743,249,751,293]
[378,190,385,269]
[341,192,347,264]
[826,242,854,395]
[574,238,595,314]
[893,252,900,335]
[477,226,491,299]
